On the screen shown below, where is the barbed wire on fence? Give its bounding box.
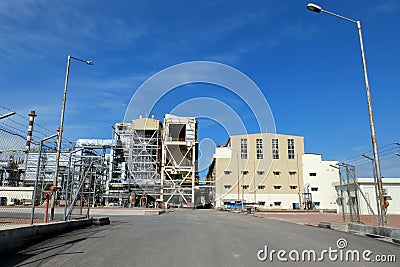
[343,143,400,178]
[0,106,75,161]
[339,142,400,227]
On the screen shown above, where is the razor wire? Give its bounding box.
[344,143,400,178]
[0,106,75,227]
[339,142,400,226]
[0,106,75,158]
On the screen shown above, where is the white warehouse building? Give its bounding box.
[334,178,400,215]
[302,153,339,210]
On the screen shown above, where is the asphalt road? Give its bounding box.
[2,209,399,267]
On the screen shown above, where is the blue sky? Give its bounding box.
[1,0,400,175]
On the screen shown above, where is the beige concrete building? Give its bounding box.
[208,133,304,209]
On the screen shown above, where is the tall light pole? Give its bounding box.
[51,54,93,220]
[307,3,386,226]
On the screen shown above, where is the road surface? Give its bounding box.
[2,209,399,266]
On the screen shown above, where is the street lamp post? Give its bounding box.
[51,54,93,220]
[307,3,386,226]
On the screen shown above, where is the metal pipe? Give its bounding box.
[241,171,244,211]
[64,151,72,221]
[331,164,345,222]
[30,134,57,225]
[253,161,256,204]
[344,164,353,221]
[362,154,382,225]
[64,148,84,221]
[237,153,240,200]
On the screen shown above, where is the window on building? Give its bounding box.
[290,185,298,190]
[289,171,297,176]
[311,187,318,192]
[224,170,231,175]
[256,138,263,159]
[241,185,249,189]
[224,185,231,189]
[288,139,295,159]
[273,185,281,190]
[241,170,249,175]
[274,201,282,206]
[273,171,281,176]
[257,170,265,175]
[313,202,320,207]
[258,185,265,190]
[309,172,317,177]
[241,138,247,159]
[272,138,279,159]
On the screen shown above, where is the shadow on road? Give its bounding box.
[0,222,116,267]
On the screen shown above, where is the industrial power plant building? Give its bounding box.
[207,133,341,210]
[108,114,199,208]
[0,113,199,209]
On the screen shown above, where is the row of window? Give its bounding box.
[223,170,297,176]
[223,185,303,190]
[224,201,321,207]
[240,138,295,160]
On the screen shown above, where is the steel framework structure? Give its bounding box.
[161,114,198,207]
[110,118,162,207]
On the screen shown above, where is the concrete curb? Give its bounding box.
[324,222,400,245]
[0,219,93,254]
[89,209,164,216]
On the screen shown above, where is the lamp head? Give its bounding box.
[307,3,322,13]
[86,61,94,65]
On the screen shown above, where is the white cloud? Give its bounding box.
[375,1,400,14]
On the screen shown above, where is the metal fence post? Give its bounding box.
[30,134,57,225]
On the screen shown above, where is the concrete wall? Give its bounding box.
[302,154,339,210]
[0,219,93,255]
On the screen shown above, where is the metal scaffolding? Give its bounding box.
[65,145,107,220]
[110,117,162,207]
[161,114,198,207]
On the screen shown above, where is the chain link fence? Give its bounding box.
[337,143,400,226]
[0,106,75,228]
